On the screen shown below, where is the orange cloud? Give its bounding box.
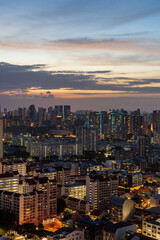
[0,39,160,55]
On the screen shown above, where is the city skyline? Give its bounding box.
[1,0,160,111]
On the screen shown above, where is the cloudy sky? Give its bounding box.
[0,0,160,111]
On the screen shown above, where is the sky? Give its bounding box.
[0,0,160,112]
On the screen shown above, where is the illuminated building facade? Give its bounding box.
[0,172,19,192]
[0,160,27,175]
[0,177,57,225]
[142,218,160,239]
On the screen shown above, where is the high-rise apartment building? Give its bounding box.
[0,177,57,225]
[86,174,118,210]
[0,160,27,175]
[0,172,19,192]
[76,127,99,152]
[54,166,71,185]
[137,136,151,158]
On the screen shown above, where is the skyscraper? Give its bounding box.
[64,105,71,120]
[55,105,63,116]
[38,107,46,126]
[28,104,36,123]
[0,119,3,159]
[153,110,160,133]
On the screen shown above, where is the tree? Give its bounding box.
[38,223,44,230]
[131,195,143,205]
[16,223,36,235]
[144,193,150,199]
[0,210,18,230]
[57,198,67,215]
[63,211,72,221]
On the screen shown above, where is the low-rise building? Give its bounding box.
[45,227,84,240]
[119,172,143,190]
[103,222,137,240]
[110,196,135,223]
[150,195,160,208]
[142,218,160,239]
[62,196,91,214]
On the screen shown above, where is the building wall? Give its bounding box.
[0,161,26,175]
[142,219,160,239]
[0,174,19,192]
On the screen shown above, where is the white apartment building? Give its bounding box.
[0,160,27,175]
[142,218,160,239]
[60,182,86,200]
[0,172,19,192]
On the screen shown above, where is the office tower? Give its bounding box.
[47,106,53,120]
[64,105,71,120]
[28,104,36,122]
[76,127,99,152]
[56,115,63,128]
[50,109,57,126]
[55,105,63,116]
[38,107,46,126]
[153,110,160,133]
[137,136,151,157]
[18,107,23,121]
[0,119,3,159]
[86,174,118,210]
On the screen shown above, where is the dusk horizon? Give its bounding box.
[1,0,160,111]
